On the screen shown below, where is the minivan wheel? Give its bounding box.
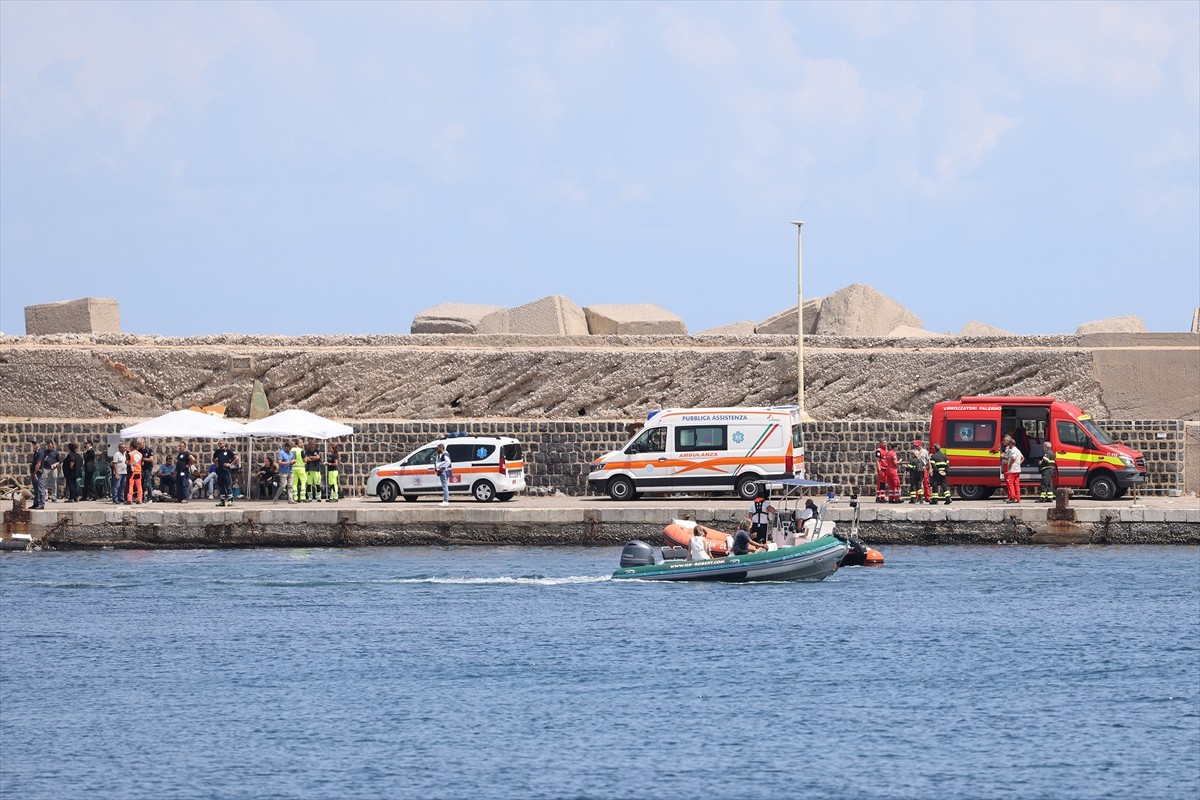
[607,476,636,501]
[956,484,994,501]
[1088,473,1119,501]
[735,476,761,501]
[473,480,496,502]
[377,480,399,503]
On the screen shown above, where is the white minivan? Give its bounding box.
[587,406,804,500]
[367,435,526,502]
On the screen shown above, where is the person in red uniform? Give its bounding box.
[882,442,902,503]
[874,439,888,503]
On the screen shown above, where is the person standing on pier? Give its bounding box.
[28,439,46,509]
[303,440,323,501]
[276,440,294,501]
[1038,443,1057,502]
[435,444,453,506]
[111,442,127,504]
[139,440,155,503]
[43,441,61,502]
[1002,436,1023,503]
[213,439,239,507]
[175,442,195,503]
[325,442,341,502]
[82,441,97,501]
[290,440,307,503]
[62,442,82,502]
[125,443,144,504]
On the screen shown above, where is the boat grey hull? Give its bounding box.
[613,536,849,582]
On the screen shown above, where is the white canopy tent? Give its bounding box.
[243,409,357,498]
[121,409,249,440]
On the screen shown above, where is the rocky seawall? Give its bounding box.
[7,500,1198,550]
[2,331,1197,420]
[1,331,1197,494]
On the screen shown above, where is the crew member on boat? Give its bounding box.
[749,491,775,544]
[689,527,713,560]
[732,518,767,555]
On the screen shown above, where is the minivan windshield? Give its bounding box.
[1079,418,1114,446]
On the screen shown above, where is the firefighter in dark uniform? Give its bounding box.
[1038,443,1057,502]
[905,441,926,503]
[929,443,951,504]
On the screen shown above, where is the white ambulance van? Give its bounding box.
[586,406,803,500]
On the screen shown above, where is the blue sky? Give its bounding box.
[1,0,1197,336]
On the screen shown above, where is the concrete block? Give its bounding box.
[104,509,125,523]
[1076,315,1147,335]
[814,284,921,337]
[583,304,687,335]
[958,321,1014,337]
[74,510,107,524]
[856,506,878,522]
[351,509,397,524]
[696,321,757,336]
[411,303,509,334]
[508,295,589,335]
[24,298,121,335]
[1140,508,1166,522]
[755,299,821,335]
[1117,508,1143,522]
[1163,509,1189,522]
[888,325,946,338]
[134,511,165,525]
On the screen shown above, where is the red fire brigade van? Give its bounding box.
[929,396,1146,501]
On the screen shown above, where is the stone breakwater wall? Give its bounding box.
[1,331,1195,493]
[0,418,1185,496]
[7,332,1199,422]
[14,504,1200,550]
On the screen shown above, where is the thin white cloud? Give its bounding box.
[659,8,739,68]
[997,1,1176,93]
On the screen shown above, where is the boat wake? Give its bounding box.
[388,575,610,586]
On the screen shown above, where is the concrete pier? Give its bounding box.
[4,494,1198,550]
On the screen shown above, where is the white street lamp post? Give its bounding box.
[791,221,805,418]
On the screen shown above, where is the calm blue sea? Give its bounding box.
[1,545,1198,800]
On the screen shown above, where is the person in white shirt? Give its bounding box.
[434,444,453,506]
[688,527,713,560]
[1004,436,1023,503]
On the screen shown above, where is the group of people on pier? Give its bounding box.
[25,437,343,508]
[874,438,951,505]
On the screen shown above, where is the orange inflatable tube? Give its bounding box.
[664,521,731,557]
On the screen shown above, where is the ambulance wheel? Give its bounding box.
[1088,474,1118,501]
[607,476,638,501]
[472,480,497,502]
[956,484,994,501]
[735,476,762,501]
[377,480,399,503]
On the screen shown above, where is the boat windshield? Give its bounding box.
[1079,418,1114,446]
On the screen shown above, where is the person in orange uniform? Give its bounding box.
[126,442,144,504]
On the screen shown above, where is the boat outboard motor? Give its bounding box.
[619,540,656,568]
